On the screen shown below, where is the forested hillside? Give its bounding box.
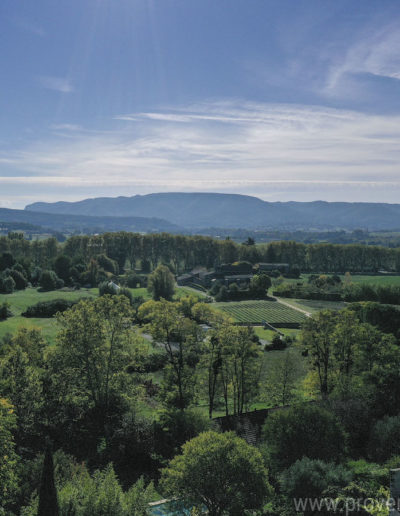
[0,207,180,233]
[26,192,400,230]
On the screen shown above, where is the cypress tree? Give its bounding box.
[37,444,59,516]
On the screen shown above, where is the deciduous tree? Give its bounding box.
[160,431,271,516]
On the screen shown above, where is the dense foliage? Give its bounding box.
[160,431,271,516]
[1,231,400,514]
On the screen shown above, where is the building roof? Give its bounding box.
[258,262,289,267]
[224,274,253,280]
[177,273,194,281]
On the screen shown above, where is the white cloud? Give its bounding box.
[50,124,82,131]
[325,22,400,94]
[38,76,74,93]
[3,100,400,206]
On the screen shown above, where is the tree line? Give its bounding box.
[2,232,400,275]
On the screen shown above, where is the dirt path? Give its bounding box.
[272,296,312,318]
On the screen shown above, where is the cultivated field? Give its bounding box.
[214,299,306,327]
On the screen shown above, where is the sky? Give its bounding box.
[1,0,400,208]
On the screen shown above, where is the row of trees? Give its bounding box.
[2,232,400,275]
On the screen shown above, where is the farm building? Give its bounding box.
[256,263,290,273]
[216,263,254,276]
[223,274,253,286]
[198,271,216,287]
[177,273,197,286]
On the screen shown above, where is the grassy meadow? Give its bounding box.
[0,288,98,342]
[294,273,400,286]
[0,286,201,343]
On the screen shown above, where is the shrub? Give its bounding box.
[22,299,78,318]
[265,334,287,351]
[0,302,12,320]
[123,272,141,288]
[262,403,345,471]
[368,415,400,463]
[39,270,63,291]
[99,281,120,296]
[119,287,133,305]
[7,269,28,290]
[0,275,15,294]
[281,458,352,511]
[13,263,28,279]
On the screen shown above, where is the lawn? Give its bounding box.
[299,273,400,287]
[0,287,98,342]
[0,287,98,315]
[0,285,203,343]
[341,274,400,286]
[253,326,300,342]
[174,286,208,299]
[214,300,306,327]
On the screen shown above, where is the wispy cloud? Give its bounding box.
[38,76,74,93]
[50,124,82,131]
[325,22,400,95]
[3,100,400,206]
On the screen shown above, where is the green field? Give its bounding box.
[341,274,400,286]
[0,287,98,342]
[253,327,299,342]
[0,287,98,314]
[298,273,400,287]
[0,286,201,343]
[214,300,306,326]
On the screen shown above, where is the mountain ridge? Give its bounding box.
[0,207,181,233]
[25,192,400,231]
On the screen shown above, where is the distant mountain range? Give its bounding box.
[0,207,180,233]
[24,192,400,231]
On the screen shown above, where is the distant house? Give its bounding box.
[198,271,216,287]
[223,274,253,286]
[257,263,290,274]
[216,263,254,276]
[177,273,196,286]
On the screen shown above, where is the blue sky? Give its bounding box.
[1,0,400,208]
